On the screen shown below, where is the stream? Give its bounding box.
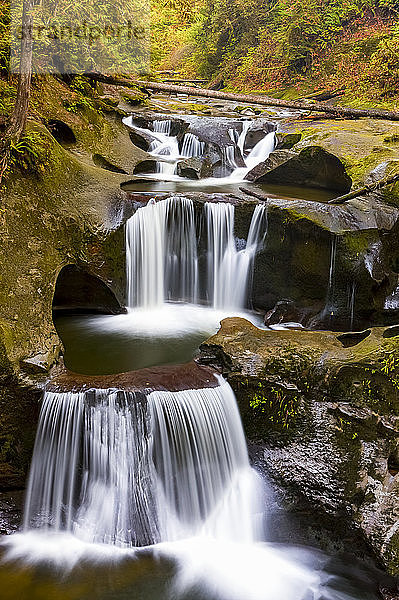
[0,97,395,600]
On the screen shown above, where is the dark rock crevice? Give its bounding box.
[52,265,125,316]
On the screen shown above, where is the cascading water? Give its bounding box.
[22,377,261,548]
[125,196,267,312]
[124,115,276,182]
[126,196,198,308]
[23,390,157,547]
[237,120,251,156]
[149,120,180,175]
[205,202,267,309]
[181,132,206,158]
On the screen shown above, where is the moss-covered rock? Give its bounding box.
[279,117,399,205]
[199,317,399,573]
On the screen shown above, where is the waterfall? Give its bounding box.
[23,378,261,547]
[123,115,276,181]
[181,133,205,158]
[228,131,276,181]
[237,120,251,156]
[153,119,172,135]
[205,202,267,309]
[126,197,198,308]
[149,380,260,542]
[221,146,238,169]
[126,197,267,311]
[348,281,356,330]
[322,236,337,322]
[149,120,180,175]
[24,390,157,546]
[385,282,399,309]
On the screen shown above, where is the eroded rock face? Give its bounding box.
[199,317,399,573]
[175,157,215,179]
[248,194,399,331]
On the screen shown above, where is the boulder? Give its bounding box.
[245,146,352,193]
[264,299,306,326]
[245,149,296,182]
[133,160,159,174]
[176,157,215,179]
[275,132,302,150]
[244,126,272,150]
[128,129,154,152]
[278,117,399,206]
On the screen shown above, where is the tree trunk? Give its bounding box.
[84,73,399,121]
[328,173,399,204]
[0,0,34,181]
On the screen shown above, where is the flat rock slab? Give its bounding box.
[48,361,219,393]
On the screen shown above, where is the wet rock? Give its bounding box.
[264,299,305,326]
[19,352,53,374]
[133,159,159,174]
[129,129,154,152]
[0,490,24,534]
[246,146,352,193]
[52,265,125,315]
[275,132,302,150]
[176,159,200,179]
[199,318,399,573]
[244,123,276,150]
[278,117,399,206]
[245,149,296,182]
[175,157,215,179]
[49,362,219,393]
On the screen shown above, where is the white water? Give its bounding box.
[181,132,206,158]
[205,202,267,309]
[126,196,267,313]
[123,115,276,183]
[22,378,261,548]
[126,196,198,308]
[5,381,369,600]
[384,282,399,309]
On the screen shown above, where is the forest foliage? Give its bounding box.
[1,0,399,110]
[153,0,399,105]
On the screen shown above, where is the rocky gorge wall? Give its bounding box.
[199,317,399,574]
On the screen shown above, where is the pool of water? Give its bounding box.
[0,532,388,600]
[121,179,336,203]
[54,304,264,375]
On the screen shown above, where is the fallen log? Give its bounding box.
[83,73,399,121]
[159,78,209,84]
[137,80,399,122]
[328,173,399,204]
